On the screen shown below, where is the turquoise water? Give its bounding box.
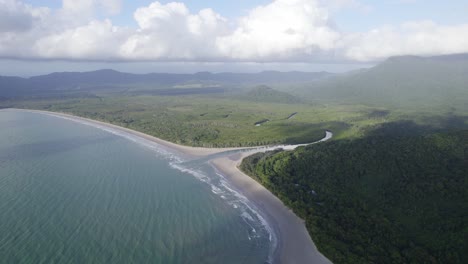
[0,110,273,264]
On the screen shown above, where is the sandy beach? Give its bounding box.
[211,154,332,264]
[17,109,244,157]
[12,108,332,264]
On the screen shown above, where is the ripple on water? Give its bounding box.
[0,110,274,264]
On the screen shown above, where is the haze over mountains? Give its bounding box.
[292,54,468,110]
[0,53,467,112]
[0,70,331,98]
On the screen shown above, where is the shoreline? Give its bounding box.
[6,108,332,264]
[11,108,246,158]
[210,154,331,264]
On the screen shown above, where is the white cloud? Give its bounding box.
[0,0,467,63]
[119,2,228,60]
[216,0,340,60]
[342,21,468,61]
[100,0,122,15]
[34,19,130,60]
[62,0,94,14]
[0,0,49,33]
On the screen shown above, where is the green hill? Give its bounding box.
[241,124,467,263]
[296,54,468,112]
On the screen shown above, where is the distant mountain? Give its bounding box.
[197,71,333,84]
[0,76,31,97]
[240,85,302,104]
[296,53,468,110]
[0,70,332,98]
[426,53,468,62]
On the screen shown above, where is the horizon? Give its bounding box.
[4,52,467,78]
[1,0,468,76]
[1,64,365,77]
[0,60,374,77]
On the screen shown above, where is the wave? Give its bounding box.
[170,162,277,263]
[40,112,184,162]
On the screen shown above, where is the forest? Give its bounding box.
[241,123,467,263]
[1,54,467,148]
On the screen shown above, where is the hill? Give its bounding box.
[241,124,467,263]
[295,54,468,111]
[0,70,331,98]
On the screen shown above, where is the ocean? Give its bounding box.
[0,110,274,264]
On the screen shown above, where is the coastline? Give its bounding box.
[211,154,332,264]
[6,108,332,264]
[12,109,245,157]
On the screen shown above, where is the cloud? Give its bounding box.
[0,0,467,63]
[62,0,94,14]
[100,0,122,15]
[216,0,340,60]
[0,0,49,33]
[342,21,468,61]
[34,19,130,60]
[120,2,228,60]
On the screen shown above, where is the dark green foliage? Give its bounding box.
[241,125,468,263]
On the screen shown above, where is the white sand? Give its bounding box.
[16,109,244,157]
[211,153,332,264]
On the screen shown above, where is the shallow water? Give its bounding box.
[0,110,273,264]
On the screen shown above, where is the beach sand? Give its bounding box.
[12,108,332,264]
[19,109,243,157]
[211,153,332,264]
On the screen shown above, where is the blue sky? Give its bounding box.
[2,0,468,75]
[23,0,468,30]
[24,0,273,18]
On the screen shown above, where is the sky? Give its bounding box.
[1,0,467,76]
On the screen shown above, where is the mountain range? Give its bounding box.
[0,70,331,97]
[294,54,468,110]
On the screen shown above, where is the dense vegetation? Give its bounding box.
[241,124,467,263]
[2,94,403,147]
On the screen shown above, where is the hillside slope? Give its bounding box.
[296,54,468,111]
[241,125,467,263]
